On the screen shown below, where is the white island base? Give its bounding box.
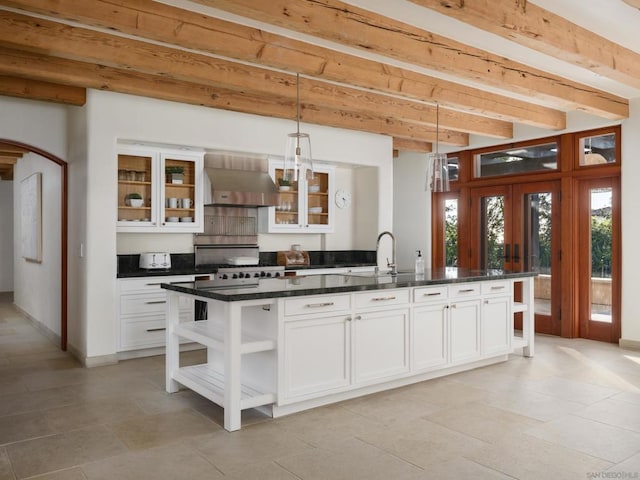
[165,275,535,431]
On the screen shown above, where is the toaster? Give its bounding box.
[139,252,171,270]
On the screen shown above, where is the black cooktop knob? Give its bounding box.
[274,272,281,277]
[232,273,238,279]
[221,274,228,280]
[260,271,266,277]
[254,272,260,278]
[266,272,272,277]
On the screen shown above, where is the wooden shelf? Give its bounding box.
[165,208,195,213]
[512,302,528,313]
[118,180,152,186]
[165,183,195,188]
[119,206,151,210]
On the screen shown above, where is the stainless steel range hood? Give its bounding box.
[203,153,279,207]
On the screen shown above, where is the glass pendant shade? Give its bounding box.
[427,152,450,192]
[284,73,313,182]
[284,132,312,182]
[425,102,450,192]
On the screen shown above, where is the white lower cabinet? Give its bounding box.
[280,290,409,403]
[353,308,410,384]
[282,314,351,400]
[117,276,194,352]
[449,299,481,364]
[413,302,448,371]
[481,295,512,356]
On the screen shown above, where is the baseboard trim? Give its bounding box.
[619,338,640,351]
[15,305,61,347]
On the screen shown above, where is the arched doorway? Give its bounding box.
[0,139,68,350]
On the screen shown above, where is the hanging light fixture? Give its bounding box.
[425,103,450,192]
[284,73,313,183]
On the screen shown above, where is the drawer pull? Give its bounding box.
[145,282,162,286]
[305,302,335,308]
[371,296,396,301]
[146,327,166,332]
[458,289,475,293]
[424,292,441,297]
[145,300,167,305]
[491,286,505,290]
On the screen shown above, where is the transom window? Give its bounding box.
[474,142,558,178]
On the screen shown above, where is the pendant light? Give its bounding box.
[426,103,450,192]
[284,73,313,183]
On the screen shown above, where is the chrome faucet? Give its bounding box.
[376,231,397,276]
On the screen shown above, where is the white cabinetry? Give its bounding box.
[282,314,351,399]
[481,280,512,356]
[449,299,481,364]
[260,161,334,233]
[117,144,204,233]
[413,285,449,372]
[279,289,409,404]
[117,276,194,351]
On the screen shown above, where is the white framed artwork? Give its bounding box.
[21,172,42,263]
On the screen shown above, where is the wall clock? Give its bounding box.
[335,188,352,209]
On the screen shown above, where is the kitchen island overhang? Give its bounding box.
[162,268,537,431]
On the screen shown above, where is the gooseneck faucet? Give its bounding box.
[376,231,397,276]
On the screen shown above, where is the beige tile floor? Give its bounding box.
[2,292,640,479]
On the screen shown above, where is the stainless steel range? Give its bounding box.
[212,265,284,284]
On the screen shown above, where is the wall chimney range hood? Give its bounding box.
[203,153,279,207]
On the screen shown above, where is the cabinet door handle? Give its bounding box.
[354,315,362,320]
[146,327,166,332]
[491,286,505,290]
[145,300,167,305]
[458,289,475,293]
[305,302,335,308]
[443,305,450,310]
[424,292,441,296]
[346,316,352,322]
[146,282,162,286]
[371,296,396,301]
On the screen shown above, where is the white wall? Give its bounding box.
[0,95,67,341]
[393,152,431,272]
[13,153,62,338]
[0,181,14,292]
[81,89,393,362]
[621,98,640,343]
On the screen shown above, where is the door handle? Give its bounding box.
[513,244,520,262]
[504,244,511,261]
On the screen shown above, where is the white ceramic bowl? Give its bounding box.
[180,217,193,223]
[127,198,144,207]
[308,185,320,193]
[309,207,323,214]
[166,216,180,222]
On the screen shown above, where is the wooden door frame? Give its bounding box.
[1,139,67,351]
[576,176,621,343]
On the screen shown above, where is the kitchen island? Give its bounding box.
[162,268,536,431]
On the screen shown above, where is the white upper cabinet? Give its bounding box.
[116,145,204,233]
[260,160,334,233]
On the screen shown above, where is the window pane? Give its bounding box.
[579,133,616,166]
[475,143,558,178]
[447,156,459,182]
[480,196,505,270]
[590,188,612,323]
[444,199,458,267]
[525,192,553,317]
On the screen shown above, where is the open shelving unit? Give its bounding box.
[511,276,535,356]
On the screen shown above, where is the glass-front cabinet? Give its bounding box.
[261,161,334,233]
[117,144,204,233]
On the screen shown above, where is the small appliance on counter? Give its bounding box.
[277,244,310,268]
[139,252,171,270]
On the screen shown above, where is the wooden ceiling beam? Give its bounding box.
[0,74,85,105]
[393,138,432,153]
[0,11,470,143]
[0,0,556,131]
[623,0,640,8]
[199,0,628,120]
[0,156,19,164]
[0,47,467,145]
[410,0,640,90]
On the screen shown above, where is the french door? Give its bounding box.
[470,181,561,335]
[577,177,620,342]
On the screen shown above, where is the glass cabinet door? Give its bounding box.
[117,151,156,226]
[274,167,300,229]
[161,155,198,228]
[306,169,330,228]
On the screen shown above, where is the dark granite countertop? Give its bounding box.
[161,268,537,302]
